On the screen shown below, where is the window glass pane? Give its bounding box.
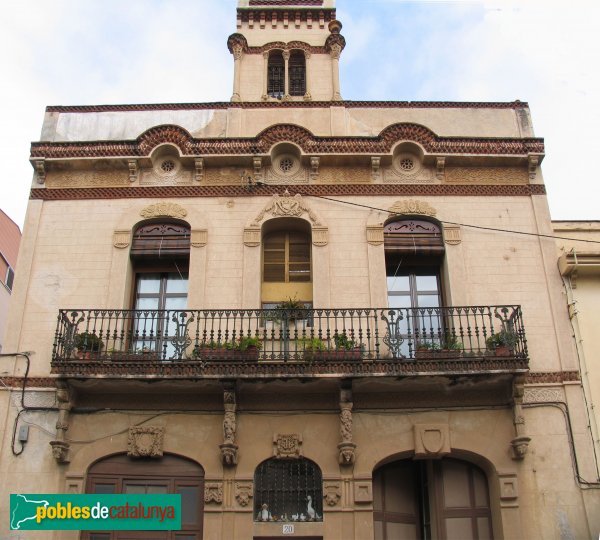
[147,485,168,494]
[264,264,285,282]
[441,460,471,508]
[178,486,199,524]
[166,273,188,294]
[136,297,160,310]
[417,294,440,308]
[289,243,310,262]
[90,534,111,540]
[473,467,490,507]
[388,294,411,309]
[415,275,439,291]
[165,297,187,311]
[387,276,410,292]
[123,484,146,494]
[137,274,161,294]
[289,263,311,282]
[477,517,493,540]
[264,233,285,249]
[445,517,474,540]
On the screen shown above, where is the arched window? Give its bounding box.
[288,51,306,96]
[254,457,323,522]
[373,458,493,540]
[261,219,312,307]
[267,51,285,98]
[130,221,190,359]
[83,453,204,540]
[384,217,445,356]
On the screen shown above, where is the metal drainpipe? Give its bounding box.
[562,253,600,477]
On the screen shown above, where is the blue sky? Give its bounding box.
[1,0,598,227]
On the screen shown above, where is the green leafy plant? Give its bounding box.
[300,337,328,352]
[334,333,357,350]
[443,333,463,351]
[237,336,262,351]
[416,341,440,352]
[486,329,518,350]
[73,332,103,352]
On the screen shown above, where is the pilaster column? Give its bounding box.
[329,45,342,101]
[50,383,71,463]
[262,51,269,100]
[231,44,243,102]
[220,383,239,466]
[303,51,312,100]
[282,50,291,100]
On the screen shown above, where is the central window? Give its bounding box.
[263,231,311,283]
[267,51,285,98]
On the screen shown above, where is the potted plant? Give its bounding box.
[236,336,262,361]
[301,337,328,361]
[73,332,103,359]
[332,333,362,360]
[271,296,308,323]
[192,340,236,361]
[486,329,518,357]
[414,341,440,359]
[440,333,463,358]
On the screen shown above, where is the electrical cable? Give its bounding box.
[0,352,59,456]
[307,194,600,245]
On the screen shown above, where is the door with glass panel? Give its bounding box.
[133,272,188,359]
[387,267,442,357]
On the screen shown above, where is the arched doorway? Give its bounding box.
[373,457,493,540]
[83,453,204,540]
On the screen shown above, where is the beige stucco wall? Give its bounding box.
[38,104,531,145]
[1,193,577,378]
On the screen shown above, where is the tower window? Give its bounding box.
[268,51,285,98]
[289,51,306,96]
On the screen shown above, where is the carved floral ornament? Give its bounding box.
[127,426,165,458]
[388,200,437,217]
[273,433,303,459]
[245,191,328,247]
[204,483,223,504]
[140,202,187,220]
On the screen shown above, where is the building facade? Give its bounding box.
[0,208,21,353]
[1,1,599,539]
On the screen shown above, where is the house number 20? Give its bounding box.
[283,524,295,534]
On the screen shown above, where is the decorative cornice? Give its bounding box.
[0,377,57,388]
[31,123,544,160]
[237,8,335,23]
[45,100,530,114]
[30,184,547,201]
[248,0,325,5]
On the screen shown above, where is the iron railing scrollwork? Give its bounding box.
[53,305,528,365]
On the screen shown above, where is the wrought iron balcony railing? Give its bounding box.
[52,306,528,371]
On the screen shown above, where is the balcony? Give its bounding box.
[51,305,528,380]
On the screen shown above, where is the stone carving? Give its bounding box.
[113,230,131,249]
[371,157,381,181]
[388,200,437,217]
[253,157,263,181]
[243,228,261,247]
[445,166,528,184]
[528,155,539,180]
[194,157,204,182]
[128,159,138,183]
[523,387,565,403]
[127,426,165,458]
[140,202,187,219]
[34,159,46,184]
[310,157,320,180]
[50,383,71,463]
[443,225,462,245]
[274,434,302,459]
[511,377,530,460]
[204,483,223,504]
[498,472,519,508]
[235,482,254,507]
[323,483,341,506]
[221,387,238,466]
[366,225,384,246]
[436,157,446,180]
[312,227,328,246]
[414,424,451,459]
[251,191,321,227]
[338,387,356,465]
[65,474,84,494]
[353,481,372,503]
[191,229,208,248]
[317,166,369,184]
[45,171,128,188]
[384,166,435,184]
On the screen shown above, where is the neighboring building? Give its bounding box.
[554,220,600,486]
[0,208,21,353]
[1,1,599,539]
